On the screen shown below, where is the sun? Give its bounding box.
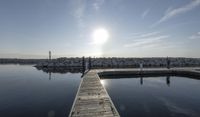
[92,28,109,45]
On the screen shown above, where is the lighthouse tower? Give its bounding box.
[49,51,51,60]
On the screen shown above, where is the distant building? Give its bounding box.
[49,51,51,60]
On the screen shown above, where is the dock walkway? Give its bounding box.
[69,67,200,117]
[69,70,120,117]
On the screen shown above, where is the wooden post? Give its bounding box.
[82,56,85,73]
[88,57,92,69]
[167,57,170,69]
[140,63,143,71]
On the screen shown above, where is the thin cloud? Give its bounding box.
[189,31,200,39]
[72,0,86,28]
[153,0,200,26]
[93,0,105,10]
[72,0,105,27]
[139,31,160,38]
[128,32,142,36]
[124,35,169,48]
[124,31,170,48]
[165,7,173,14]
[127,31,160,39]
[142,9,150,18]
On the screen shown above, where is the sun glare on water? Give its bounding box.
[100,80,106,86]
[92,28,109,45]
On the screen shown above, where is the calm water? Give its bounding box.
[0,65,81,117]
[101,76,200,117]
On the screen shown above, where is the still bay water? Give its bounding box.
[101,76,200,117]
[0,65,81,117]
[1,65,200,117]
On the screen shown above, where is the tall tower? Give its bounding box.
[49,51,51,60]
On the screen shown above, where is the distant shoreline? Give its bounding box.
[1,57,200,68]
[0,58,47,64]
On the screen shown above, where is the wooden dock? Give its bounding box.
[69,70,120,117]
[69,67,200,117]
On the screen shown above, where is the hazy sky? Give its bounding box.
[0,0,200,58]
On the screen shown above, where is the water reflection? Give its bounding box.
[35,67,85,77]
[103,75,172,86]
[141,76,170,86]
[139,76,170,86]
[166,76,170,87]
[49,72,52,80]
[102,76,200,117]
[0,65,81,117]
[48,110,55,117]
[140,77,143,85]
[100,80,107,86]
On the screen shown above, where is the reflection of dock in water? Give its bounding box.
[140,77,143,85]
[140,76,170,86]
[49,72,51,80]
[166,76,170,86]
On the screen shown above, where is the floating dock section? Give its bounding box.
[69,70,120,117]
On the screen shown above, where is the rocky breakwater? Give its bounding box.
[35,57,83,68]
[35,57,200,68]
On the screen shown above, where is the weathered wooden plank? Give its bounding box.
[69,70,120,117]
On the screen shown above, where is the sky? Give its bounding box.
[0,0,200,58]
